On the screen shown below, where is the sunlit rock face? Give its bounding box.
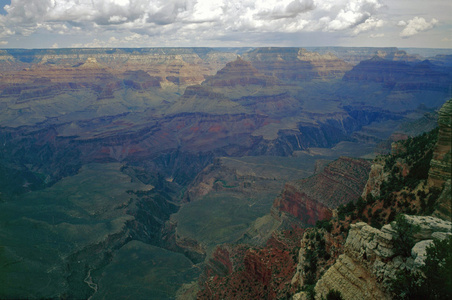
[313,216,452,300]
[243,47,353,81]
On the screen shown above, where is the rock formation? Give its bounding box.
[204,56,276,87]
[243,47,352,80]
[428,99,452,189]
[311,216,452,300]
[343,57,452,93]
[305,47,422,65]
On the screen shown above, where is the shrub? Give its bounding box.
[326,289,344,300]
[390,235,452,299]
[316,219,333,233]
[392,214,420,256]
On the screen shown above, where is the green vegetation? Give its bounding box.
[325,289,344,300]
[316,219,333,233]
[392,214,421,256]
[382,128,438,190]
[0,163,47,198]
[337,201,357,221]
[93,241,200,300]
[0,164,155,299]
[332,127,440,232]
[173,191,277,253]
[302,229,332,300]
[390,235,452,299]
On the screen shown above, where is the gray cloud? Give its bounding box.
[255,0,316,20]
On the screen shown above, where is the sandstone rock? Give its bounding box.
[292,291,308,300]
[382,214,452,242]
[411,239,434,267]
[314,216,452,299]
[314,254,390,300]
[361,162,386,199]
[403,214,452,241]
[346,222,394,261]
[432,231,452,240]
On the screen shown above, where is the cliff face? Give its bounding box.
[0,48,236,82]
[243,47,352,81]
[311,216,452,300]
[428,99,452,189]
[306,47,422,65]
[273,157,371,226]
[273,183,333,226]
[343,57,452,93]
[204,57,277,87]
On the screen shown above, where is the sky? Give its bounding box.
[0,0,451,49]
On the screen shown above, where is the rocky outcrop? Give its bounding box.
[314,253,390,300]
[361,161,386,199]
[428,99,452,189]
[312,216,452,300]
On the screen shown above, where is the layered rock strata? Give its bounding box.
[243,47,352,80]
[428,99,452,188]
[311,216,452,300]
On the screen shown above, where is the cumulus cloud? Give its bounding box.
[255,0,316,20]
[352,17,383,35]
[326,0,383,32]
[399,17,438,38]
[0,0,389,46]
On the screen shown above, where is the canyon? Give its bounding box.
[0,47,451,299]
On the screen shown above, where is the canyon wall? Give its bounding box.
[273,157,371,226]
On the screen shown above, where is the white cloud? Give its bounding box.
[0,0,447,48]
[326,0,384,32]
[352,17,384,35]
[0,0,384,39]
[0,40,8,45]
[399,17,438,38]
